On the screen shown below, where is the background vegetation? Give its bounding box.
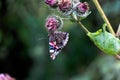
[0,0,120,80]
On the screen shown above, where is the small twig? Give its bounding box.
[71,13,90,33]
[115,54,120,60]
[77,21,90,33]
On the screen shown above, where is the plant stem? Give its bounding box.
[92,0,115,35]
[71,14,90,33]
[77,21,90,33]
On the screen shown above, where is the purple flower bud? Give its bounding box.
[0,74,15,80]
[74,2,91,18]
[77,2,89,13]
[58,0,72,15]
[45,15,63,32]
[45,0,58,8]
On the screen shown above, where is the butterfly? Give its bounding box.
[45,15,69,60]
[49,31,69,60]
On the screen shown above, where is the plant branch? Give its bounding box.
[71,14,90,33]
[92,0,115,35]
[77,21,90,33]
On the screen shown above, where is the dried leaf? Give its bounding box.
[116,24,120,38]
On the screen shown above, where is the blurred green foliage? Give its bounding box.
[0,0,120,80]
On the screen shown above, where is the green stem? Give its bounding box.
[77,21,90,33]
[71,14,90,33]
[92,0,115,35]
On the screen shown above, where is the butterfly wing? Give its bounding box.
[49,31,69,60]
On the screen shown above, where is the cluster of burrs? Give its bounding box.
[45,0,91,60]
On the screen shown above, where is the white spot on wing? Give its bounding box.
[50,50,54,53]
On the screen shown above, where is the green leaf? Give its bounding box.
[87,28,120,55]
